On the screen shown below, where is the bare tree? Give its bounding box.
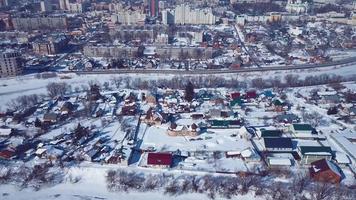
[311,183,335,200]
[46,82,71,98]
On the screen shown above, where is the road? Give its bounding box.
[59,56,356,75]
[233,24,261,67]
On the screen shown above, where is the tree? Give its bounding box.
[34,118,42,128]
[46,82,71,98]
[184,81,195,102]
[285,74,300,87]
[73,123,90,142]
[311,183,335,200]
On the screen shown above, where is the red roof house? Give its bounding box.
[147,152,172,168]
[309,159,342,184]
[231,92,241,100]
[0,149,16,160]
[245,90,257,99]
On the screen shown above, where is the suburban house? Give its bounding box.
[43,113,59,123]
[0,128,13,137]
[35,145,64,161]
[298,146,333,165]
[275,113,300,124]
[272,99,288,112]
[60,102,75,114]
[144,108,163,125]
[257,129,283,138]
[0,148,16,160]
[309,159,342,184]
[289,124,318,139]
[121,104,137,116]
[263,138,293,152]
[145,94,157,105]
[168,122,199,136]
[245,90,258,99]
[230,92,241,100]
[267,157,292,168]
[147,152,173,168]
[240,148,261,162]
[208,119,243,128]
[105,147,130,165]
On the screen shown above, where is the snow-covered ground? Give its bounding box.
[0,165,261,200]
[1,63,356,110]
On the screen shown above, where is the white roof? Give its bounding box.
[226,151,241,156]
[0,128,12,136]
[241,148,252,158]
[331,132,356,162]
[317,91,337,96]
[35,148,47,155]
[268,157,292,166]
[305,152,331,156]
[335,152,351,164]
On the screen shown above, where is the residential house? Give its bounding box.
[289,124,318,139]
[146,94,157,105]
[35,145,64,161]
[230,92,241,100]
[275,113,299,124]
[106,147,130,165]
[43,113,59,123]
[267,157,292,168]
[60,102,75,114]
[240,148,261,162]
[309,159,342,184]
[264,138,293,152]
[245,90,258,99]
[322,94,341,105]
[121,104,137,116]
[144,108,163,125]
[191,113,204,120]
[272,99,288,112]
[298,146,333,165]
[208,119,243,128]
[257,129,282,138]
[168,122,199,136]
[0,128,13,137]
[147,152,173,168]
[0,148,16,160]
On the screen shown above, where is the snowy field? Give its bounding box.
[0,165,261,200]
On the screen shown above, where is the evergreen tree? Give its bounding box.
[184,81,195,102]
[34,117,42,128]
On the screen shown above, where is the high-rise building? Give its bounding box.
[162,4,215,25]
[286,0,309,14]
[12,16,68,31]
[41,0,52,12]
[0,50,23,78]
[32,34,70,55]
[162,9,174,25]
[59,0,70,10]
[111,9,146,25]
[149,0,159,17]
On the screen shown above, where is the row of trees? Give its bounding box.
[106,169,355,200]
[0,164,63,191]
[109,73,356,92]
[251,74,350,89]
[6,94,45,112]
